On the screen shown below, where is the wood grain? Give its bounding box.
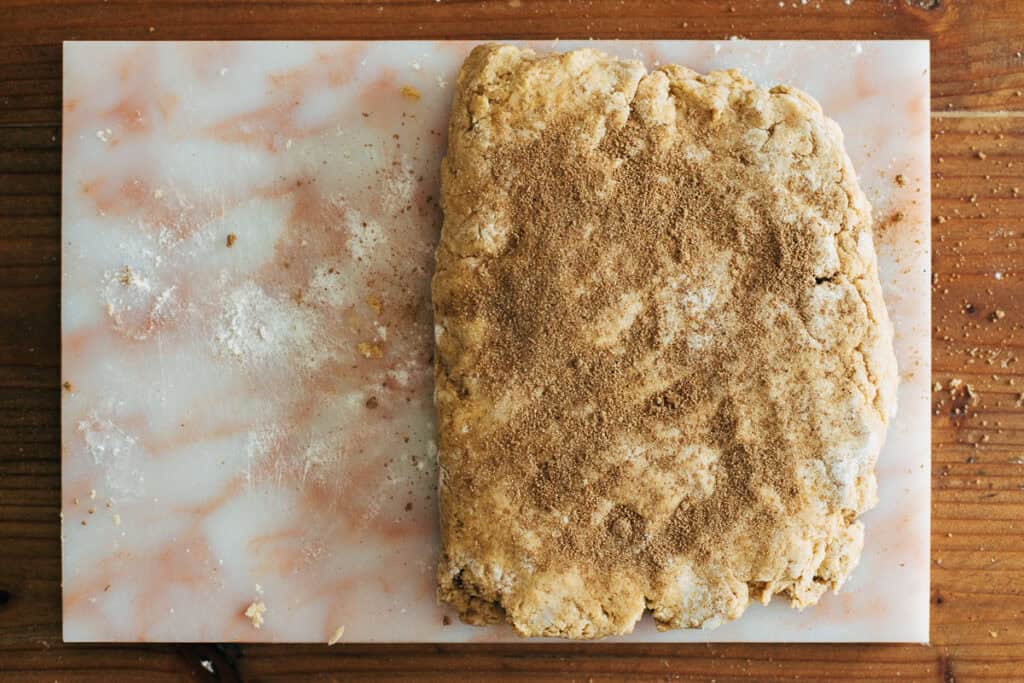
[1,1,1023,681]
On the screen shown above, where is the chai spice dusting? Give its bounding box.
[469,120,810,575]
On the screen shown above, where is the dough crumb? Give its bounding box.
[244,600,267,629]
[358,342,383,359]
[327,625,346,645]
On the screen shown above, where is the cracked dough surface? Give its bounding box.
[433,44,898,639]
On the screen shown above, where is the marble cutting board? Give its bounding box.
[61,40,931,643]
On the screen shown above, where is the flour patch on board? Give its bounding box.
[308,264,352,308]
[212,281,325,369]
[78,414,146,498]
[300,436,339,486]
[381,157,416,217]
[102,266,178,341]
[243,422,286,487]
[325,195,389,265]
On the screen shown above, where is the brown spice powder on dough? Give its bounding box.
[444,117,827,578]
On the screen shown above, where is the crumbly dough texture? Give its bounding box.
[433,44,898,639]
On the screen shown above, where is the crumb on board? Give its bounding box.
[114,265,144,287]
[400,85,421,102]
[365,396,379,409]
[894,173,906,186]
[244,601,267,629]
[327,625,346,645]
[945,378,980,416]
[63,381,73,391]
[358,342,383,359]
[226,233,237,247]
[442,615,452,626]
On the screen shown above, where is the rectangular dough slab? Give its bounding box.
[433,43,906,640]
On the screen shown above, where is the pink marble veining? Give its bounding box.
[61,40,930,643]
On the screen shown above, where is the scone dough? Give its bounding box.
[433,44,898,639]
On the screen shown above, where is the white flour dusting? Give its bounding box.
[342,205,386,263]
[327,196,388,263]
[308,264,351,308]
[387,367,410,387]
[300,438,335,485]
[296,392,368,486]
[102,266,177,341]
[349,217,386,263]
[78,414,146,497]
[380,158,416,216]
[213,281,321,368]
[243,423,285,486]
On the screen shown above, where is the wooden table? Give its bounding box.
[2,1,1022,680]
